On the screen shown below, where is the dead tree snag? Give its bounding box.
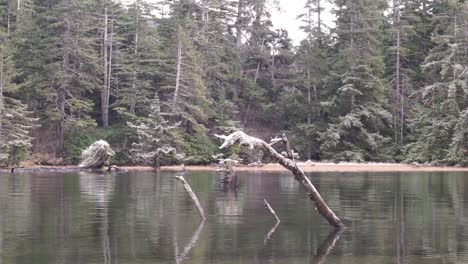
[215,131,345,229]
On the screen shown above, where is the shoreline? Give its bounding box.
[156,163,468,172]
[4,163,468,173]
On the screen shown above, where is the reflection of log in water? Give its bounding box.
[264,221,280,244]
[174,220,205,264]
[311,228,345,264]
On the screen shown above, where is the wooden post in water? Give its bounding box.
[215,131,345,229]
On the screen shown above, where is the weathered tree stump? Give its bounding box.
[79,140,115,169]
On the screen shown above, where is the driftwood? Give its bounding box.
[174,176,206,220]
[215,131,345,229]
[263,199,281,244]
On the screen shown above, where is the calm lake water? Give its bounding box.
[0,170,468,263]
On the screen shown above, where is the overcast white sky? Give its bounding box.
[271,0,335,45]
[122,0,336,45]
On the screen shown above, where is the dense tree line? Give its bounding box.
[0,0,467,166]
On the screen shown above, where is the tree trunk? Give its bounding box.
[173,27,182,103]
[7,0,11,34]
[394,0,403,144]
[130,0,140,115]
[349,12,356,108]
[58,20,71,155]
[215,132,345,229]
[317,0,322,44]
[254,38,265,85]
[107,19,113,115]
[101,5,109,127]
[57,88,66,155]
[235,0,243,49]
[0,60,4,139]
[307,69,311,160]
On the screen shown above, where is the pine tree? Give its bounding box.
[0,28,36,166]
[405,0,468,164]
[39,0,101,155]
[112,0,159,120]
[128,93,182,168]
[320,0,393,162]
[290,0,330,160]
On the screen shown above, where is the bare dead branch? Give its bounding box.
[174,176,206,220]
[264,199,280,223]
[269,136,282,146]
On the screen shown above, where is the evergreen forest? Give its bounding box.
[0,0,467,166]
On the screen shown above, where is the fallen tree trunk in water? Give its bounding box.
[215,131,345,229]
[174,176,206,220]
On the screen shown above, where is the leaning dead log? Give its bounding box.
[79,140,115,169]
[174,176,206,220]
[215,131,345,229]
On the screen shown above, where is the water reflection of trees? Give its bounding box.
[3,171,468,263]
[0,174,32,262]
[79,172,115,264]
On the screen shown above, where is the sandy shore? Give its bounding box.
[4,163,468,173]
[124,163,468,172]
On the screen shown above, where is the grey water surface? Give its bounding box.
[0,170,467,264]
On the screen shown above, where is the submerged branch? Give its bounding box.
[263,198,281,244]
[264,199,280,223]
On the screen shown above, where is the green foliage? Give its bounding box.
[176,129,218,165]
[0,0,467,167]
[63,130,96,165]
[63,123,131,165]
[128,94,183,167]
[404,1,468,165]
